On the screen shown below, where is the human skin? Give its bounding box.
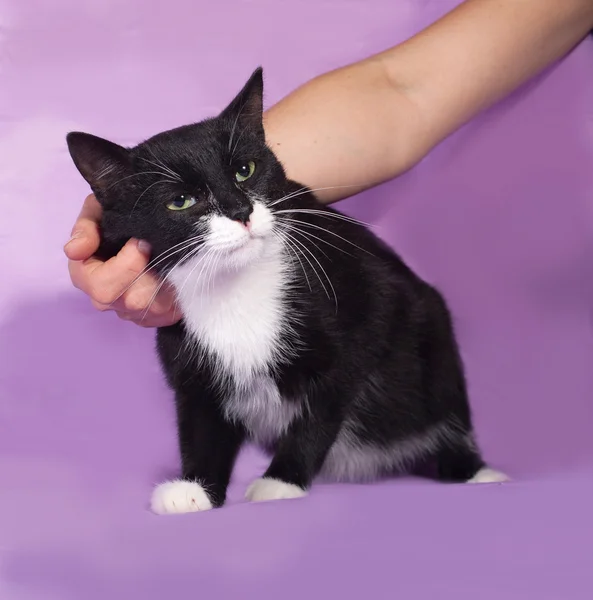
[64,0,593,327]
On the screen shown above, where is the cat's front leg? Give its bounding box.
[151,386,245,514]
[246,389,343,504]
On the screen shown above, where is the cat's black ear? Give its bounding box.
[66,132,131,199]
[220,67,264,133]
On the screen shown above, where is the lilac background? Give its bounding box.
[1,1,592,598]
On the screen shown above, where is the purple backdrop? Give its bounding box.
[1,1,592,598]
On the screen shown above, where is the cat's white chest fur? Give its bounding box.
[224,375,302,445]
[169,238,288,386]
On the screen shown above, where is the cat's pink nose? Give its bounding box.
[236,218,252,232]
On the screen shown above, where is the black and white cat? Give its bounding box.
[66,68,507,514]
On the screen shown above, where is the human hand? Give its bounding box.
[64,194,180,328]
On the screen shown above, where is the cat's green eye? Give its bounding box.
[167,195,197,211]
[234,160,256,183]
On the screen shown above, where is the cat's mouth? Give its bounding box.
[205,229,266,259]
[202,203,273,262]
[228,233,265,254]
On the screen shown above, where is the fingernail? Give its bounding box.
[137,240,151,256]
[65,230,82,247]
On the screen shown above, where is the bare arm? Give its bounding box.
[66,0,593,326]
[266,0,593,203]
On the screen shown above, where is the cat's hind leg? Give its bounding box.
[434,436,509,484]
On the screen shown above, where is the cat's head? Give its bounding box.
[66,67,297,277]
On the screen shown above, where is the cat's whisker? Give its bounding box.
[139,243,204,322]
[140,275,174,324]
[277,216,374,256]
[95,163,117,181]
[267,186,312,207]
[130,179,177,215]
[174,245,217,309]
[138,156,183,183]
[229,127,248,163]
[227,104,245,157]
[272,229,312,293]
[276,223,331,264]
[281,230,324,296]
[267,184,362,208]
[297,240,337,311]
[140,236,205,276]
[195,248,214,305]
[278,226,337,311]
[282,227,351,258]
[175,248,210,308]
[276,219,349,258]
[108,236,207,306]
[228,94,253,163]
[197,247,220,308]
[274,207,375,229]
[136,158,172,180]
[147,148,184,181]
[105,170,178,190]
[206,249,222,300]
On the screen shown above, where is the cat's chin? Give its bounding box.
[218,235,267,271]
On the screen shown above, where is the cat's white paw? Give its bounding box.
[150,479,213,514]
[467,468,510,484]
[245,477,308,503]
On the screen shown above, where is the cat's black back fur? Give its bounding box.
[66,68,501,512]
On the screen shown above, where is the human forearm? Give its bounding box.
[265,0,593,204]
[263,58,423,204]
[384,0,593,152]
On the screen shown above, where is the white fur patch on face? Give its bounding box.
[245,478,308,503]
[150,480,213,514]
[466,468,510,484]
[202,200,275,270]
